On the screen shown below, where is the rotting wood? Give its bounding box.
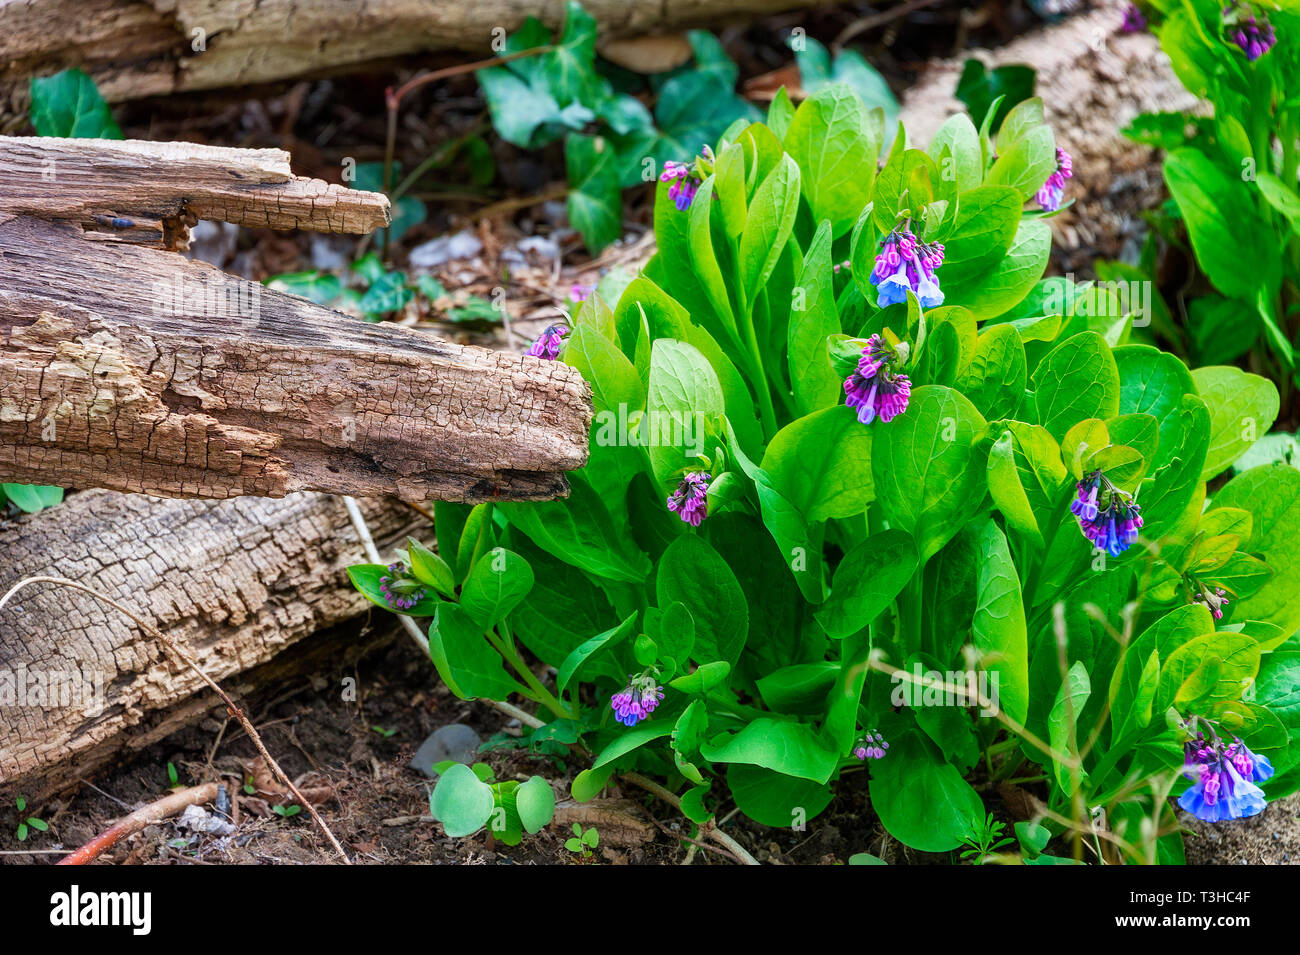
[0,487,420,792]
[0,0,845,107]
[0,138,593,501]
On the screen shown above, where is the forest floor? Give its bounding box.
[3,626,1296,865]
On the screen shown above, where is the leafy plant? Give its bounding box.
[564,822,600,858]
[271,804,303,819]
[14,797,48,843]
[354,83,1299,863]
[1124,1,1300,395]
[958,812,1014,863]
[428,762,556,845]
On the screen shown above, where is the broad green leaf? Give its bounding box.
[459,547,534,631]
[656,535,748,666]
[871,729,984,851]
[871,385,989,563]
[430,763,496,837]
[1189,366,1280,481]
[971,520,1029,723]
[785,84,880,238]
[1032,332,1120,442]
[29,69,122,138]
[762,406,873,523]
[815,529,917,639]
[700,719,839,783]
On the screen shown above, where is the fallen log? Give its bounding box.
[896,2,1201,272]
[0,137,592,501]
[0,488,419,793]
[0,0,844,105]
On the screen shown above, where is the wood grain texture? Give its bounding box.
[0,488,419,790]
[0,0,839,102]
[0,137,392,235]
[0,215,591,501]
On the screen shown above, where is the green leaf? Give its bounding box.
[788,221,843,415]
[557,613,637,694]
[656,536,748,666]
[592,722,675,769]
[459,547,534,631]
[1031,332,1121,442]
[1113,345,1195,470]
[1189,366,1280,481]
[762,406,874,523]
[953,60,1035,133]
[566,134,622,253]
[1157,632,1260,711]
[815,529,917,639]
[405,538,456,597]
[739,154,801,309]
[700,719,839,783]
[957,324,1027,421]
[871,385,989,563]
[1,484,63,514]
[427,603,524,701]
[264,271,342,306]
[359,271,413,317]
[1214,466,1300,638]
[347,563,440,617]
[430,763,496,837]
[871,729,984,852]
[499,476,651,583]
[1164,148,1280,305]
[515,776,556,834]
[785,84,880,238]
[1047,661,1090,794]
[987,432,1042,548]
[972,520,1030,724]
[29,69,122,138]
[728,764,833,827]
[947,219,1051,320]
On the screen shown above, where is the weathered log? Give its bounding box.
[0,488,417,793]
[898,3,1201,272]
[0,138,592,501]
[0,0,843,105]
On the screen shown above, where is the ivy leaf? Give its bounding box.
[29,69,122,138]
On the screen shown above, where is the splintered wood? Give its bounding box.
[0,137,592,502]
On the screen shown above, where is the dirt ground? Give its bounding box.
[2,621,1294,866]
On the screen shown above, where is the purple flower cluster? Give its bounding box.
[660,160,701,211]
[1120,3,1146,33]
[1225,3,1276,60]
[871,228,945,308]
[844,335,912,425]
[1178,727,1274,823]
[853,730,889,761]
[1071,470,1143,556]
[378,561,429,612]
[1036,147,1073,212]
[526,323,569,361]
[667,471,710,527]
[1193,584,1232,621]
[611,673,665,727]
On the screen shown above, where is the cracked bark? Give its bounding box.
[0,487,421,792]
[0,138,592,502]
[0,0,842,107]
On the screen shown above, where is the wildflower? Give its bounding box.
[1224,3,1276,60]
[377,561,429,612]
[1071,470,1143,556]
[526,323,568,361]
[871,228,945,308]
[611,672,665,727]
[667,471,711,527]
[844,334,912,425]
[659,146,713,212]
[1036,147,1073,212]
[1178,724,1272,822]
[569,284,594,303]
[1120,3,1146,32]
[853,730,889,761]
[1192,584,1231,620]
